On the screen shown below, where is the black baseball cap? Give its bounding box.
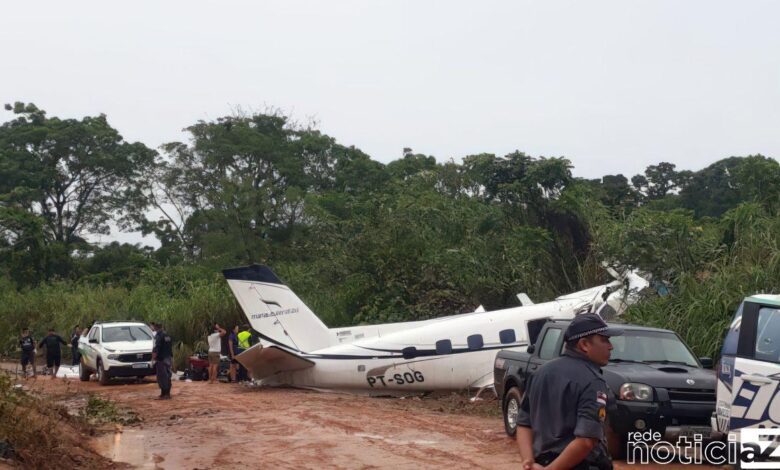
[564,313,624,341]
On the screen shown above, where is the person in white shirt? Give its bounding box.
[207,323,226,384]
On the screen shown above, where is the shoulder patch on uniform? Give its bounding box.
[596,390,607,406]
[598,407,606,422]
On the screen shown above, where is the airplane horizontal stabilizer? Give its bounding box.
[236,344,315,380]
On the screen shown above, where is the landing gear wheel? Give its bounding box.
[503,387,524,437]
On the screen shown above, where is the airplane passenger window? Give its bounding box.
[436,339,453,354]
[402,346,418,359]
[467,334,484,350]
[499,329,516,344]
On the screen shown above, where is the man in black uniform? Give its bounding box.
[152,322,174,399]
[19,328,36,378]
[517,313,622,470]
[70,325,81,366]
[38,328,68,379]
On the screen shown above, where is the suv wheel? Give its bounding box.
[97,360,110,386]
[79,359,91,382]
[503,386,524,437]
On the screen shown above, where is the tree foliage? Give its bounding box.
[2,104,780,360]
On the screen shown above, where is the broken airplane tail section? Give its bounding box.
[222,264,331,357]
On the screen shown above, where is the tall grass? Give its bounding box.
[624,204,780,359]
[0,266,244,369]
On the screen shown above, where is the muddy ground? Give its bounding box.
[7,372,725,469]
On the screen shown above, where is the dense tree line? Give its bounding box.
[2,102,779,359]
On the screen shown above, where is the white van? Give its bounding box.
[713,295,780,440]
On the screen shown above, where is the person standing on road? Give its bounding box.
[207,324,226,384]
[38,328,68,379]
[152,322,174,399]
[236,325,252,382]
[221,326,232,382]
[516,313,622,470]
[19,328,36,379]
[228,325,240,382]
[70,325,81,366]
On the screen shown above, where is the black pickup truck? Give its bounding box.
[494,319,716,451]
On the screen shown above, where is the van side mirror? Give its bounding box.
[527,344,535,354]
[699,357,713,369]
[89,338,98,344]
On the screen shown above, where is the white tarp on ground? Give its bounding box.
[56,365,80,378]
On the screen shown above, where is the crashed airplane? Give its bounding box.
[223,265,648,394]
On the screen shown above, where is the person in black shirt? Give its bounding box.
[70,325,81,366]
[152,323,174,399]
[38,328,68,379]
[19,328,36,379]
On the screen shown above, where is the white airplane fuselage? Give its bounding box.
[224,266,648,394]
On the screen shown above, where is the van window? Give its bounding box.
[755,307,780,363]
[721,303,744,356]
[539,328,562,360]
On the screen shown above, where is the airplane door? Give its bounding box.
[729,302,780,434]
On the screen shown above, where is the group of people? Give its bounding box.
[207,323,253,384]
[18,325,83,379]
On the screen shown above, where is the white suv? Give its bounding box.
[78,321,156,385]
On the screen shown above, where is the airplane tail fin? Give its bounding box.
[222,265,332,353]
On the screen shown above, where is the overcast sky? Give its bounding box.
[3,0,779,245]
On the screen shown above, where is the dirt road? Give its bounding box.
[15,377,724,469]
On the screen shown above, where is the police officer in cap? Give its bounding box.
[517,313,622,470]
[151,322,174,399]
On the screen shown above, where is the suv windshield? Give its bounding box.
[609,330,698,367]
[102,325,153,343]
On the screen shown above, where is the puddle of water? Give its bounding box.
[93,429,156,468]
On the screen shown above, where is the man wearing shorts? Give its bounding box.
[38,328,68,379]
[207,324,226,384]
[19,328,36,378]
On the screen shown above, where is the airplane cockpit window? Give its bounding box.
[467,334,484,350]
[436,339,453,354]
[499,329,516,344]
[402,346,418,359]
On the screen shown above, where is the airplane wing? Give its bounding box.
[235,344,315,380]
